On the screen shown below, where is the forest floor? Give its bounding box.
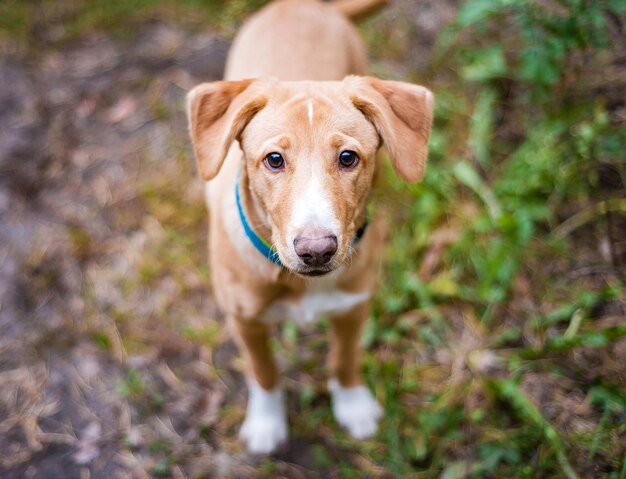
[0,1,624,478]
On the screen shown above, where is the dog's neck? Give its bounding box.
[236,164,283,267]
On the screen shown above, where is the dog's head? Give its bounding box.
[187,76,433,276]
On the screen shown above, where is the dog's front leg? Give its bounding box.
[327,302,383,439]
[229,316,287,454]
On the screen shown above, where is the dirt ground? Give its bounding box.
[0,11,267,475]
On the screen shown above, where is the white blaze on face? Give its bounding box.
[288,166,339,247]
[307,100,314,126]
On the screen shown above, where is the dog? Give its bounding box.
[186,0,433,454]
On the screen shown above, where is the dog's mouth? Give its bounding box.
[287,261,339,277]
[299,268,334,277]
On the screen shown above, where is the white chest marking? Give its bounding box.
[261,276,370,326]
[261,291,370,326]
[307,100,314,126]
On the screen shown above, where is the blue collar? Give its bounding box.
[235,176,284,267]
[235,175,368,268]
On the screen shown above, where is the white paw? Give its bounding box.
[239,382,288,454]
[329,379,383,439]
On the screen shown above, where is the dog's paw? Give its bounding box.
[239,382,287,454]
[329,379,383,439]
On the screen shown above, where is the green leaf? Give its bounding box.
[461,46,508,82]
[453,160,502,220]
[427,271,460,297]
[468,88,498,166]
[588,385,626,413]
[456,0,516,28]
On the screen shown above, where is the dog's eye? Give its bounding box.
[338,150,359,169]
[264,152,285,171]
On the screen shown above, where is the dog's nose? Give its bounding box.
[293,233,337,266]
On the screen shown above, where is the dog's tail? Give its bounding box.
[330,0,388,19]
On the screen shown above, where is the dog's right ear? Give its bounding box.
[186,80,268,181]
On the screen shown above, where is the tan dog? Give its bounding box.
[186,0,433,454]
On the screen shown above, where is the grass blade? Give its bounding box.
[489,378,581,479]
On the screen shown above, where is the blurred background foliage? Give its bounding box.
[365,0,626,477]
[0,0,624,478]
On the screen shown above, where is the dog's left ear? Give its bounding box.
[187,79,268,181]
[344,76,434,182]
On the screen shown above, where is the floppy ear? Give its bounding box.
[344,76,434,182]
[186,79,268,181]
